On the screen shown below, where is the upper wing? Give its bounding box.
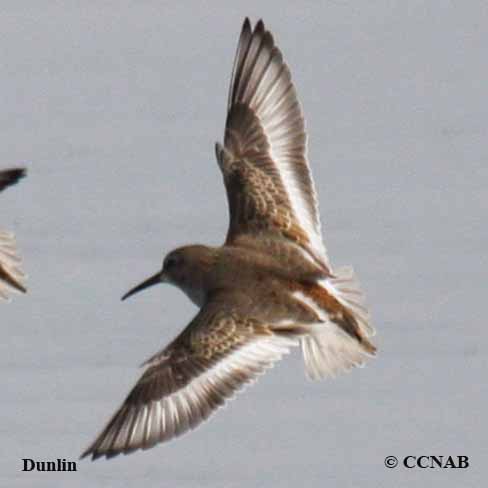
[216,19,329,271]
[0,231,27,300]
[81,292,298,460]
[0,168,26,192]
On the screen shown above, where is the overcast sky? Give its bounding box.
[1,1,486,487]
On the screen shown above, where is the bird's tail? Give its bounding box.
[301,266,376,380]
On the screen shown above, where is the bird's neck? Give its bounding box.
[177,245,220,307]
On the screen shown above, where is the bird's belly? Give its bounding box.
[229,276,320,326]
[211,247,333,325]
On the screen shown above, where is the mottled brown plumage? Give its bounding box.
[82,18,376,461]
[0,168,27,300]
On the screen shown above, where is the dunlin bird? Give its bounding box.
[82,18,376,461]
[0,168,27,300]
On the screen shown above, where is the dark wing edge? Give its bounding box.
[80,300,298,460]
[0,168,26,192]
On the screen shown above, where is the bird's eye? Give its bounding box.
[165,256,177,269]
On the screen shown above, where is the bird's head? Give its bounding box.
[121,245,216,305]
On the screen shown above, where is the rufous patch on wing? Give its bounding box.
[292,280,376,355]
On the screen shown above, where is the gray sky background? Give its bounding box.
[1,1,486,487]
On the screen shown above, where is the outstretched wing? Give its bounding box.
[81,292,298,460]
[0,168,26,192]
[216,19,329,271]
[0,231,26,299]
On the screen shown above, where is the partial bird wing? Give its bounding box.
[0,168,27,299]
[216,19,329,272]
[81,292,298,460]
[0,231,27,299]
[0,168,26,192]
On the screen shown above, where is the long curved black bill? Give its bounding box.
[121,272,162,301]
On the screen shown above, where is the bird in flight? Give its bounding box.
[0,168,27,300]
[82,18,376,461]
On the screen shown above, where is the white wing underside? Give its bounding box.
[223,19,329,269]
[83,334,297,459]
[0,231,26,301]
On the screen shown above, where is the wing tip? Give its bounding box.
[243,17,266,31]
[255,18,265,34]
[80,443,127,462]
[79,446,94,461]
[0,167,27,191]
[0,267,28,295]
[5,167,27,179]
